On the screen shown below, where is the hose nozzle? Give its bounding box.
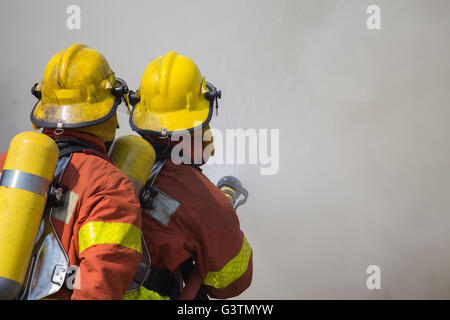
[217,176,249,210]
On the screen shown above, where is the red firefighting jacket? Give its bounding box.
[0,130,142,300]
[142,158,253,299]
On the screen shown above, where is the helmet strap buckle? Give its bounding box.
[204,82,221,117]
[31,82,42,100]
[128,90,140,107]
[54,122,64,136]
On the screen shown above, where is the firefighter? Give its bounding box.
[125,51,253,300]
[0,43,143,300]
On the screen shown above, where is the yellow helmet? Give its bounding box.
[30,43,129,130]
[129,51,221,136]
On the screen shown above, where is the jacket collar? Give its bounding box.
[42,128,107,155]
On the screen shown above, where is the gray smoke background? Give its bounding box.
[1,0,450,299]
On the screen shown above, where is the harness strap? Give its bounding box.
[47,138,107,208]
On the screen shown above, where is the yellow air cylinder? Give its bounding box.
[0,132,59,300]
[108,135,156,192]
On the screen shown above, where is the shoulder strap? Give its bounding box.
[53,137,113,164]
[47,138,103,207]
[54,138,103,158]
[139,159,166,210]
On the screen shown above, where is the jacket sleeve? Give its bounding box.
[202,234,253,299]
[0,152,6,171]
[71,170,142,300]
[192,193,253,299]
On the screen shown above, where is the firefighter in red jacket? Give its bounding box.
[125,51,253,300]
[0,44,143,299]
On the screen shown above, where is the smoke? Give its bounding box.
[1,0,450,299]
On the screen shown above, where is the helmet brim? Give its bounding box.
[30,95,121,129]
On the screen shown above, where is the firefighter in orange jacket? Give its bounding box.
[125,52,253,300]
[0,44,143,299]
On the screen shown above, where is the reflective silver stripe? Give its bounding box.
[53,190,79,224]
[143,186,180,226]
[0,169,51,198]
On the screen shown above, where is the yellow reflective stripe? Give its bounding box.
[203,236,252,289]
[123,286,170,300]
[78,221,142,255]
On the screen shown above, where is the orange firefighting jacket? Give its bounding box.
[0,130,142,300]
[142,158,253,299]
